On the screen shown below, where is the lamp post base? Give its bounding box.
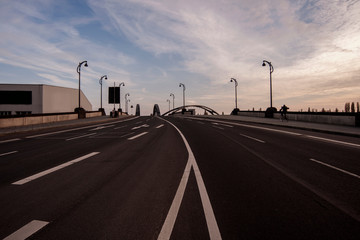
[265,107,277,118]
[98,108,106,116]
[74,107,86,119]
[231,108,240,115]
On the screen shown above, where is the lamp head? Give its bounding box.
[84,62,88,67]
[104,75,107,80]
[262,62,266,67]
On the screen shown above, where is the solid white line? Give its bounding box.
[212,126,224,130]
[310,158,360,180]
[114,125,128,129]
[26,117,140,139]
[158,118,221,240]
[306,135,360,148]
[0,150,18,157]
[3,220,49,240]
[89,125,115,131]
[127,132,148,140]
[12,152,100,185]
[131,124,149,130]
[158,161,192,240]
[239,134,266,143]
[65,133,97,141]
[188,117,302,136]
[0,138,21,144]
[212,122,233,128]
[156,124,164,129]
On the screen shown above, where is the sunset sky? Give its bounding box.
[0,0,359,115]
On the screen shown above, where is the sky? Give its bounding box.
[0,0,359,115]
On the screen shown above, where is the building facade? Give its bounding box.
[0,84,92,116]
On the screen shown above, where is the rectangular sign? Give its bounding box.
[108,87,120,104]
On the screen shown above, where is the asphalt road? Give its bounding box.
[0,116,360,239]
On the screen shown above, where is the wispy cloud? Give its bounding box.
[1,0,359,114]
[88,0,360,111]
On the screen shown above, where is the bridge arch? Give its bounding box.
[162,105,219,116]
[153,104,161,116]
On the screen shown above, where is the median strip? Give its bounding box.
[12,152,100,185]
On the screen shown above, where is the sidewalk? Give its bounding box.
[197,115,360,138]
[0,115,132,136]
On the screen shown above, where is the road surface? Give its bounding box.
[0,116,360,239]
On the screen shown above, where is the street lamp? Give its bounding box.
[262,60,274,108]
[170,93,175,109]
[126,99,131,114]
[179,83,185,109]
[99,75,107,111]
[230,78,238,110]
[76,60,88,111]
[125,93,130,113]
[167,99,170,111]
[119,82,125,113]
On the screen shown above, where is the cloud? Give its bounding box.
[89,0,360,82]
[1,0,359,114]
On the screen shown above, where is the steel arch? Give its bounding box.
[162,105,219,116]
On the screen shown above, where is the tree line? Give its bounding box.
[344,102,360,113]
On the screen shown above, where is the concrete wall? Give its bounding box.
[0,113,78,128]
[238,111,265,118]
[273,113,356,126]
[235,111,357,126]
[85,111,102,118]
[0,84,43,114]
[42,85,92,113]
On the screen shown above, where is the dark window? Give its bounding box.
[0,91,32,104]
[15,111,31,115]
[0,111,12,116]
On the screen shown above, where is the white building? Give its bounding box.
[0,84,92,116]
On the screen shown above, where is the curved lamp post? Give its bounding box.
[76,61,88,110]
[179,83,186,109]
[170,93,175,109]
[99,75,107,110]
[230,78,238,110]
[125,93,130,113]
[167,99,170,111]
[262,60,274,108]
[119,82,125,112]
[126,99,131,114]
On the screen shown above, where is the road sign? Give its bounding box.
[108,87,120,104]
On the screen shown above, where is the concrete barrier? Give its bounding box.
[273,113,356,126]
[85,111,102,118]
[0,113,78,128]
[234,111,358,127]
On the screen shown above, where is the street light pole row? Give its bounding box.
[230,59,274,112]
[78,60,129,116]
